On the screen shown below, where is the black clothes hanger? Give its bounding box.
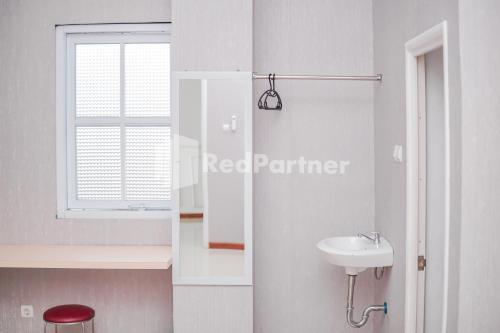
[257,73,282,111]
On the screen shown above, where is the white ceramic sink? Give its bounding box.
[316,236,394,275]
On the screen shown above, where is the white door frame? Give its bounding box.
[415,55,427,333]
[404,21,450,333]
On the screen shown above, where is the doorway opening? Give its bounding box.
[405,22,450,333]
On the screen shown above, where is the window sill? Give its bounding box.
[56,209,172,220]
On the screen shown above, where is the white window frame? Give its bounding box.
[56,23,172,219]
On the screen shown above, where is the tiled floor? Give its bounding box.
[179,219,244,277]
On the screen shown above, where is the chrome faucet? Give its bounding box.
[357,232,381,247]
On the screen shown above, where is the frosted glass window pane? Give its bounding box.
[125,44,170,117]
[76,127,122,200]
[125,127,171,200]
[76,44,120,117]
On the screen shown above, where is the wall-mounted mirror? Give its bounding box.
[172,72,252,285]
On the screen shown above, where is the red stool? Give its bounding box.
[43,304,95,333]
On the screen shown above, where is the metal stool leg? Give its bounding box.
[43,322,47,333]
[92,318,95,333]
[81,321,85,333]
[55,324,58,333]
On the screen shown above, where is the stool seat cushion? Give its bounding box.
[43,304,95,323]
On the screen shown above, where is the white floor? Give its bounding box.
[179,219,244,277]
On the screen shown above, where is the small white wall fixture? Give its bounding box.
[404,22,450,333]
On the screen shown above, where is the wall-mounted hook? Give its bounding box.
[231,115,237,132]
[222,115,237,132]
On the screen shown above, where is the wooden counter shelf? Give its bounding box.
[0,245,172,270]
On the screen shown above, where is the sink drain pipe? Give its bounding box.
[346,274,387,328]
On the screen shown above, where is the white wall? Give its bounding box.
[0,0,173,332]
[457,1,500,331]
[171,0,251,72]
[179,80,203,212]
[253,1,376,332]
[423,47,446,333]
[0,0,172,246]
[0,269,172,333]
[372,1,462,332]
[206,80,246,244]
[171,0,253,332]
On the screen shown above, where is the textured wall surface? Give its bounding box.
[179,80,203,212]
[423,47,446,333]
[173,286,252,333]
[0,269,172,333]
[0,0,173,332]
[372,1,462,332]
[457,1,500,331]
[0,0,172,245]
[171,0,253,332]
[253,1,376,332]
[206,80,246,244]
[172,0,252,72]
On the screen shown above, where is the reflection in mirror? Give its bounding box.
[176,74,251,283]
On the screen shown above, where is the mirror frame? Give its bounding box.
[172,71,253,285]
